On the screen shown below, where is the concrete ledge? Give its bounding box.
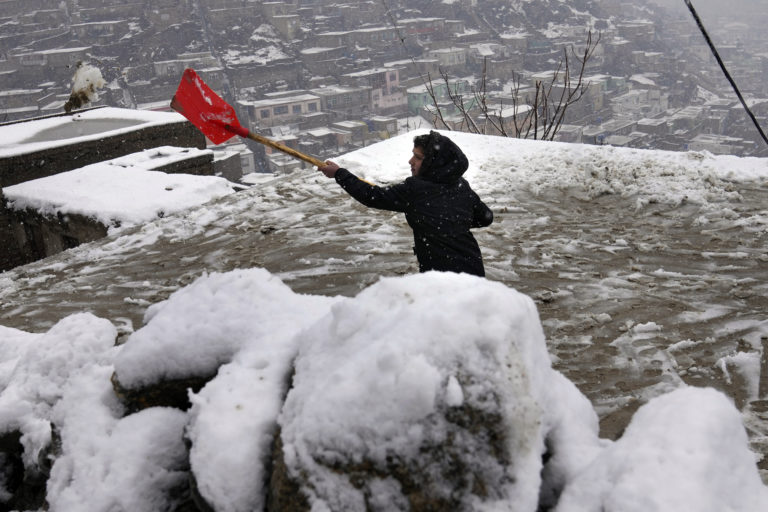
[0,107,207,187]
[0,121,206,187]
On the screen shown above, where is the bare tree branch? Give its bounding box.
[427,30,600,140]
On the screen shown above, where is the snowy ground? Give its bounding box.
[1,131,767,499]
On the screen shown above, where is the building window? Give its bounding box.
[261,109,270,118]
[274,105,288,115]
[293,105,302,114]
[308,102,318,112]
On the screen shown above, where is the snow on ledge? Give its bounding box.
[3,146,234,233]
[0,107,188,158]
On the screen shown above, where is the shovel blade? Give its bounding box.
[171,68,241,145]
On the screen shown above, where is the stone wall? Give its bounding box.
[4,207,109,267]
[0,190,26,272]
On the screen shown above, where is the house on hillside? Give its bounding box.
[0,88,45,110]
[207,5,263,31]
[349,26,399,48]
[331,120,370,148]
[10,46,91,72]
[145,0,192,28]
[636,117,669,137]
[341,67,406,115]
[407,78,473,116]
[70,20,130,44]
[688,133,748,155]
[313,30,352,49]
[20,9,69,29]
[474,104,533,137]
[300,46,349,76]
[335,1,385,26]
[384,58,440,87]
[0,0,48,17]
[467,43,522,79]
[76,0,142,22]
[616,20,655,44]
[240,91,322,128]
[554,124,584,143]
[583,118,637,145]
[153,52,220,79]
[399,17,446,43]
[271,15,301,40]
[425,47,467,74]
[310,85,372,120]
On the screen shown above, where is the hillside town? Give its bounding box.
[2,0,768,175]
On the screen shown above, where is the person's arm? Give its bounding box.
[318,161,410,212]
[471,193,493,228]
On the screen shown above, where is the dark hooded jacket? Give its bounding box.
[333,131,493,276]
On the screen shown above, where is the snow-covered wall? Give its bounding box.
[0,107,205,188]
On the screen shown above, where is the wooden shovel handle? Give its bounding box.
[227,124,326,168]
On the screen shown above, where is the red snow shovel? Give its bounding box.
[170,68,326,168]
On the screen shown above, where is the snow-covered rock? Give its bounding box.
[273,272,602,511]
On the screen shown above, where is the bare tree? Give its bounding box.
[425,31,601,141]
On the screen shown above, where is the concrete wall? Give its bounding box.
[0,116,206,188]
[0,150,215,272]
[154,153,214,177]
[4,207,108,269]
[0,110,210,271]
[0,191,26,271]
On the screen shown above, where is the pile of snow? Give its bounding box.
[112,268,339,510]
[335,131,767,209]
[0,313,191,510]
[279,272,603,510]
[113,268,336,389]
[557,386,768,511]
[1,269,767,511]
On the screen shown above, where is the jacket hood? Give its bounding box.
[417,131,469,184]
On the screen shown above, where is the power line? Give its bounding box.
[683,0,768,146]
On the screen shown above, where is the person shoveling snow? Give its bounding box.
[64,61,106,114]
[318,131,494,276]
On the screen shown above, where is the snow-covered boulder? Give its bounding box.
[111,268,337,412]
[271,272,603,511]
[110,268,340,511]
[554,386,768,512]
[0,314,118,511]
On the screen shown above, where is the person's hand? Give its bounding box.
[318,160,340,178]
